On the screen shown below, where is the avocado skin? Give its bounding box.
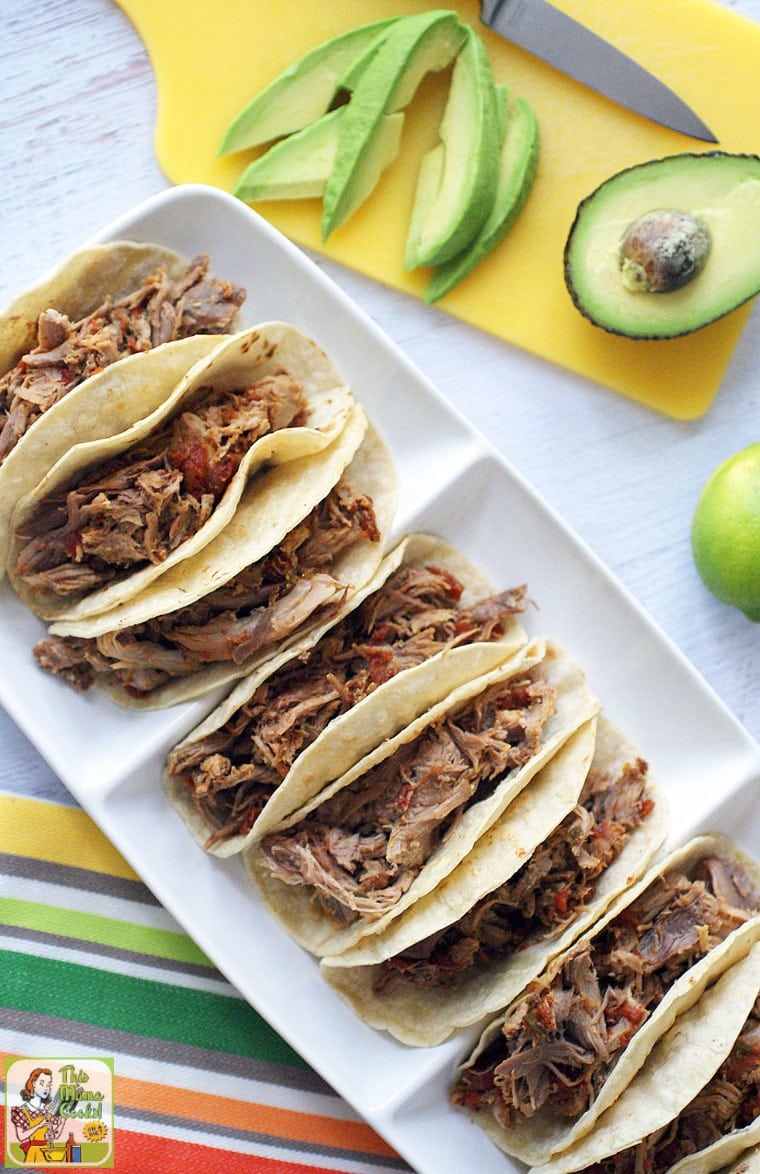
[564,152,760,340]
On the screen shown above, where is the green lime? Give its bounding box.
[691,442,760,621]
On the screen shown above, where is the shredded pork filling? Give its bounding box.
[165,565,526,846]
[258,671,556,926]
[581,998,760,1173]
[32,478,379,697]
[14,373,307,597]
[451,854,760,1129]
[374,756,655,994]
[0,253,245,463]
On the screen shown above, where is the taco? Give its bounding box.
[245,638,601,957]
[529,938,760,1173]
[321,714,668,1046]
[0,243,246,566]
[451,834,760,1168]
[722,1147,760,1174]
[162,532,529,855]
[8,322,356,623]
[33,404,395,708]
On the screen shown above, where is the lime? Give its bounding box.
[691,442,760,621]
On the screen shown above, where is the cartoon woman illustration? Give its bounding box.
[9,1067,65,1163]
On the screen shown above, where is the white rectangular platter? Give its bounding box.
[2,184,760,1174]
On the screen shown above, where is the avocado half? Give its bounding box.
[564,152,760,339]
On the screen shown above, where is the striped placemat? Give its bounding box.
[0,792,410,1173]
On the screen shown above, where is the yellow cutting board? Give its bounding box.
[117,0,760,419]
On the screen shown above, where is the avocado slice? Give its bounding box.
[219,17,400,155]
[321,10,467,240]
[423,93,539,302]
[233,108,345,201]
[404,84,509,282]
[232,106,404,204]
[404,25,501,270]
[564,152,760,339]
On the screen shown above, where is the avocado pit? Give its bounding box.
[619,209,711,294]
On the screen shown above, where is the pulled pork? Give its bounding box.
[166,564,526,847]
[582,997,760,1173]
[0,254,246,462]
[258,669,556,927]
[14,373,307,597]
[452,854,760,1129]
[33,478,379,697]
[373,756,655,994]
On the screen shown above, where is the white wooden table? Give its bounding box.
[1,0,759,795]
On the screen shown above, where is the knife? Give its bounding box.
[480,0,718,142]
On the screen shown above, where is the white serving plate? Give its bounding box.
[2,184,760,1174]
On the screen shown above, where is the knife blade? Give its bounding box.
[480,0,717,141]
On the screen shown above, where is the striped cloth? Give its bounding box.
[0,792,410,1173]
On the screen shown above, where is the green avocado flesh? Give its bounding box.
[424,93,539,302]
[219,18,399,154]
[404,25,500,269]
[563,152,760,340]
[564,152,760,339]
[233,108,345,201]
[232,106,404,204]
[222,13,540,297]
[321,10,467,238]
